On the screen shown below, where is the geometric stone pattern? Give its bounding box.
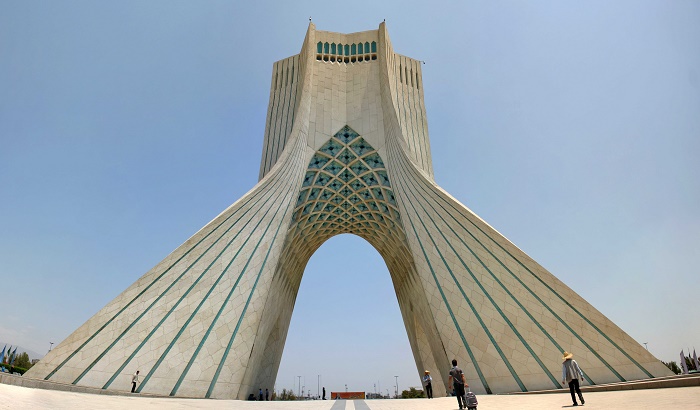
[25,22,672,399]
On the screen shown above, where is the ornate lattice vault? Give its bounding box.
[26,22,671,399]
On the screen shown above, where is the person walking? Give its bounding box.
[561,351,585,406]
[422,370,433,399]
[131,370,140,393]
[448,359,468,409]
[322,386,326,400]
[258,388,263,401]
[265,388,269,400]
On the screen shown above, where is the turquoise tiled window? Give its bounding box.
[337,148,357,165]
[297,190,308,206]
[371,187,384,200]
[339,187,353,197]
[302,204,312,215]
[323,160,343,175]
[349,179,365,191]
[361,173,378,186]
[335,126,359,144]
[308,188,320,201]
[363,153,384,169]
[386,190,396,205]
[377,170,391,186]
[315,173,331,186]
[349,161,369,176]
[349,138,372,156]
[319,139,343,157]
[338,169,354,183]
[303,171,316,186]
[292,125,401,237]
[328,180,343,191]
[309,154,330,169]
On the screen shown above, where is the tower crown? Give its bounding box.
[313,29,379,63]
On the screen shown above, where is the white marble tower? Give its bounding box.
[25,23,671,399]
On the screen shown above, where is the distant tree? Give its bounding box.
[277,388,297,401]
[663,361,681,374]
[13,352,31,369]
[401,387,425,399]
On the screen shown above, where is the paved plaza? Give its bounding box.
[2,383,699,410]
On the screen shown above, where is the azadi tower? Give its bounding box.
[26,22,670,399]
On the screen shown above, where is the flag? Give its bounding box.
[9,347,17,365]
[694,349,699,371]
[0,345,5,364]
[681,350,689,374]
[5,346,12,365]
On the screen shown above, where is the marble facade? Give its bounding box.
[25,23,671,399]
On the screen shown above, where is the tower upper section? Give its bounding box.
[258,23,434,182]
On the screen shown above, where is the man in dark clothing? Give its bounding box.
[448,359,469,409]
[259,388,263,401]
[265,388,269,401]
[322,386,326,400]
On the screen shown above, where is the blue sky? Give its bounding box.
[1,0,698,396]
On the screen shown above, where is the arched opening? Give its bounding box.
[245,126,448,399]
[276,234,417,398]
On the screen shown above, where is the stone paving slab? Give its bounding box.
[2,383,700,410]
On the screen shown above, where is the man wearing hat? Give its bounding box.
[422,370,433,399]
[561,352,585,406]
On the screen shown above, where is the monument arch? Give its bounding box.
[26,22,671,399]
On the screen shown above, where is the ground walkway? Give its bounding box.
[1,383,699,409]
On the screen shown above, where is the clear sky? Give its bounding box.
[1,0,698,397]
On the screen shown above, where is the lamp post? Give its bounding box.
[297,376,301,397]
[345,383,347,392]
[318,374,320,398]
[644,342,648,350]
[394,375,398,398]
[48,342,53,353]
